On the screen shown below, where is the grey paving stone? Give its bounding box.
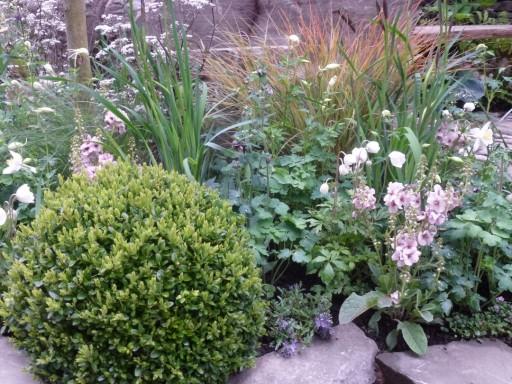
[0,337,39,384]
[377,339,512,384]
[229,323,378,384]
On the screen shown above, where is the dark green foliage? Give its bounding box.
[446,300,512,339]
[0,162,265,384]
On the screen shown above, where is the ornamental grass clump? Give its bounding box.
[0,162,265,384]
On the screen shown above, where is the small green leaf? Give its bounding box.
[419,310,434,323]
[368,311,382,334]
[386,329,398,350]
[398,321,428,355]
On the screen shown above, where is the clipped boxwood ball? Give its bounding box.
[1,162,265,384]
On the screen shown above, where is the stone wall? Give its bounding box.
[86,0,412,49]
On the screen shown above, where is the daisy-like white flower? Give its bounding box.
[3,151,36,174]
[470,122,493,152]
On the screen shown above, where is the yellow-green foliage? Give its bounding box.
[1,162,265,384]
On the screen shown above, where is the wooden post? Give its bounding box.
[63,0,92,85]
[413,25,512,41]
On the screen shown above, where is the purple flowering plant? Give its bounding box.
[266,285,331,357]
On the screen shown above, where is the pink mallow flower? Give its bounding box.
[384,182,405,213]
[417,229,435,246]
[352,185,376,217]
[391,232,421,268]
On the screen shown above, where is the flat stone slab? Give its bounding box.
[377,339,512,384]
[229,323,377,384]
[0,337,39,384]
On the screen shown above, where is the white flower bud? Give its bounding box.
[339,163,351,176]
[365,141,380,154]
[463,102,476,112]
[320,63,340,71]
[352,147,368,163]
[288,34,300,45]
[0,207,6,226]
[319,182,329,195]
[388,151,406,168]
[15,184,35,204]
[344,154,356,166]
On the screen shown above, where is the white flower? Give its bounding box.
[7,141,25,150]
[388,151,406,168]
[365,160,372,166]
[3,151,36,174]
[339,163,351,176]
[507,194,512,203]
[344,153,356,166]
[442,109,451,119]
[288,34,300,44]
[476,43,487,51]
[470,122,493,152]
[365,141,380,154]
[381,109,392,118]
[327,75,337,89]
[463,102,476,112]
[352,147,368,163]
[320,63,340,71]
[0,207,6,226]
[15,184,35,204]
[33,107,56,114]
[319,182,330,195]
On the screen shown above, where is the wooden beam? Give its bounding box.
[413,25,512,41]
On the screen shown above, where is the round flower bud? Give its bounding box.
[388,151,406,168]
[365,141,380,154]
[319,182,329,195]
[463,102,476,112]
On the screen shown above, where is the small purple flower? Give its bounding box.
[496,296,505,304]
[314,312,333,340]
[277,318,292,333]
[280,339,300,358]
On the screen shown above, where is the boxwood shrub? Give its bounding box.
[0,162,265,384]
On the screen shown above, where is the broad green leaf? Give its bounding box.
[479,231,501,247]
[292,249,309,263]
[338,291,380,324]
[398,321,428,355]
